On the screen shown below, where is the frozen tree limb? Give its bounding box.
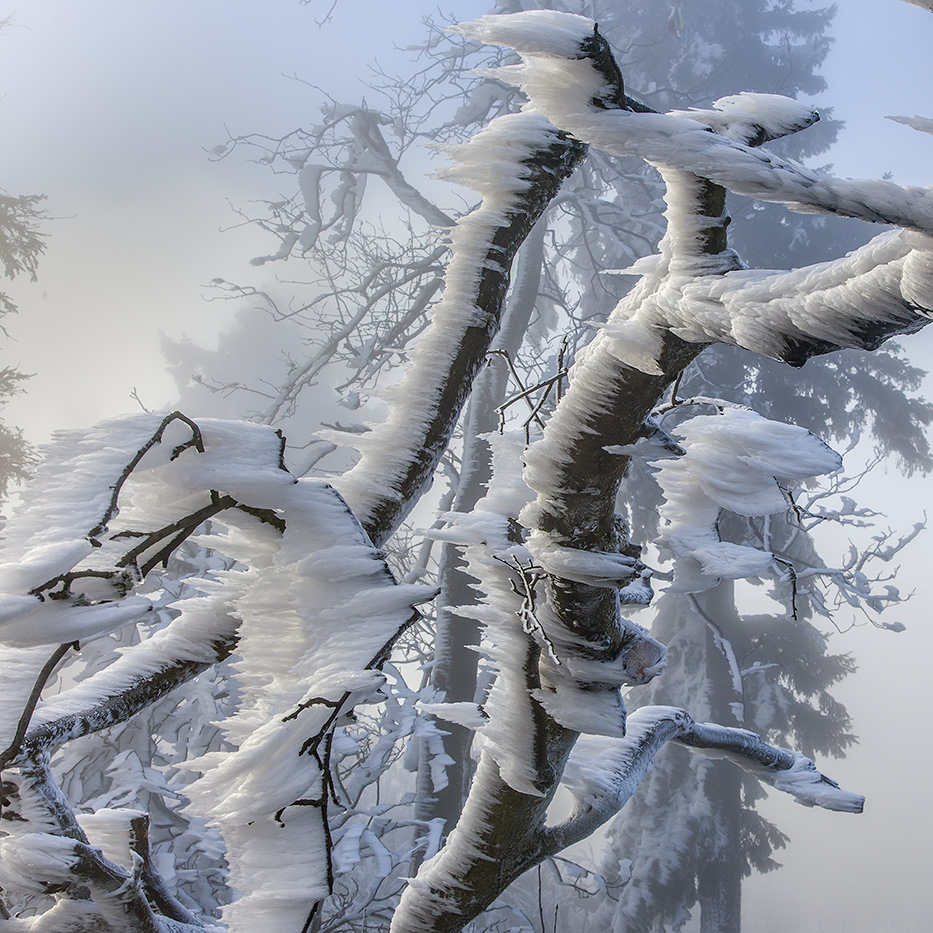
[392,707,860,933]
[552,707,862,854]
[336,111,587,546]
[0,753,217,932]
[460,12,933,232]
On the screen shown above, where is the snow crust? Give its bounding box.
[650,408,840,591]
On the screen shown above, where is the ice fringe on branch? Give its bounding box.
[0,413,434,933]
[455,11,933,374]
[648,407,842,592]
[335,109,585,543]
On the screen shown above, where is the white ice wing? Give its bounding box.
[525,533,641,588]
[188,670,382,825]
[218,808,330,933]
[462,11,933,233]
[0,833,81,895]
[130,418,298,512]
[452,10,595,58]
[764,752,864,811]
[182,479,434,930]
[0,596,153,648]
[0,415,172,593]
[652,408,840,591]
[26,578,243,741]
[0,413,302,651]
[77,808,147,871]
[0,646,61,751]
[336,110,569,529]
[432,434,547,795]
[560,707,686,813]
[669,93,819,146]
[417,701,488,731]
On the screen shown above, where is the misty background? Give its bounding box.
[1,1,932,929]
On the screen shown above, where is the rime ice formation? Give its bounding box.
[649,408,842,591]
[458,11,933,233]
[335,109,582,540]
[0,413,433,933]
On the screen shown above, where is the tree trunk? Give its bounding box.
[417,221,548,836]
[696,583,744,933]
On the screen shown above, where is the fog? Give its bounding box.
[1,0,932,929]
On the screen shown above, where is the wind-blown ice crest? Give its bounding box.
[650,408,841,591]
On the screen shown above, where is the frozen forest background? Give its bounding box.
[2,1,933,931]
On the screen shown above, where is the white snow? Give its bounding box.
[669,93,819,145]
[649,408,841,591]
[77,808,147,871]
[452,10,595,59]
[336,109,571,534]
[0,413,434,931]
[461,11,933,235]
[0,833,80,895]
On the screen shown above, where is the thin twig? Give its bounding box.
[87,411,205,545]
[0,641,79,773]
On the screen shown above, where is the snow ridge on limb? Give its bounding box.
[608,228,933,370]
[336,110,586,546]
[458,11,933,233]
[551,706,862,850]
[649,408,842,593]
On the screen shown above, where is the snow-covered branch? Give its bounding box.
[0,415,436,931]
[458,12,933,232]
[336,111,586,545]
[548,705,862,854]
[392,704,861,933]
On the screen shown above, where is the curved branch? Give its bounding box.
[547,706,862,855]
[336,111,587,546]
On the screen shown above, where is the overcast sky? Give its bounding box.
[2,1,933,929]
